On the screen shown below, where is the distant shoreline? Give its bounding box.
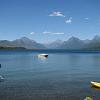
[0,48,100,53]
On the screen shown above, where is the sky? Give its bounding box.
[0,0,100,43]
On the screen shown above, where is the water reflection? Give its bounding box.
[37,57,48,63]
[91,85,100,91]
[0,75,4,82]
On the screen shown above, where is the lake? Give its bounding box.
[0,50,100,100]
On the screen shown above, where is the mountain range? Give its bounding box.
[45,35,100,50]
[1,36,100,50]
[0,37,45,50]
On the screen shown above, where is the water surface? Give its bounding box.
[0,50,100,100]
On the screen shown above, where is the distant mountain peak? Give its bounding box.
[45,39,64,49]
[53,39,63,43]
[21,37,30,40]
[15,37,36,43]
[68,36,80,42]
[83,39,91,43]
[93,35,100,40]
[20,37,34,41]
[9,37,46,49]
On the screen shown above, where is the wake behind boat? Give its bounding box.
[0,75,4,82]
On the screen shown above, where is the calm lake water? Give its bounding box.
[0,50,100,100]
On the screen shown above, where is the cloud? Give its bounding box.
[84,18,89,20]
[49,11,65,17]
[29,32,35,35]
[49,11,73,24]
[65,17,72,24]
[43,31,64,35]
[43,31,51,34]
[53,32,64,35]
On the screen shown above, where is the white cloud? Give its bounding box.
[43,31,64,35]
[84,18,89,20]
[30,32,35,35]
[65,17,72,24]
[53,32,64,35]
[43,31,51,34]
[49,11,65,17]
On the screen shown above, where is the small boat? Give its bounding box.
[91,81,100,88]
[37,54,48,58]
